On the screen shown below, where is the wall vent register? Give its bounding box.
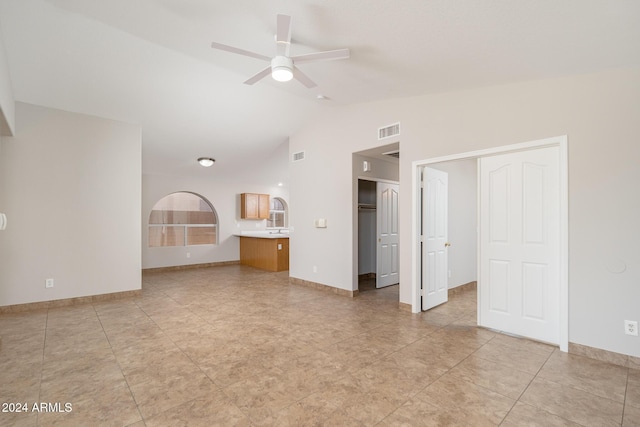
[378,123,400,140]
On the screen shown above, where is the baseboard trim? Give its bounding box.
[568,342,640,369]
[289,277,358,298]
[449,281,477,296]
[0,289,142,314]
[142,260,240,274]
[398,302,412,312]
[358,273,376,280]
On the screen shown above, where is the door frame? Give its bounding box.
[411,136,568,352]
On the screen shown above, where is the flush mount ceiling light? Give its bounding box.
[197,157,215,167]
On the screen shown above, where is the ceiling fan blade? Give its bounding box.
[243,66,272,85]
[293,67,317,88]
[211,41,271,62]
[276,14,292,57]
[291,48,350,65]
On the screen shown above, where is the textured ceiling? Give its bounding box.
[1,0,639,183]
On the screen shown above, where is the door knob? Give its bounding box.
[444,242,451,247]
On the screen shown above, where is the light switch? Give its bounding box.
[315,218,327,228]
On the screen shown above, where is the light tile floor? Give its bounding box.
[0,265,638,426]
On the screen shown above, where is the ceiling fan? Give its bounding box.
[210,14,350,88]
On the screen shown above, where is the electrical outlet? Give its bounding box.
[45,278,54,288]
[625,320,638,336]
[186,252,191,258]
[313,266,317,273]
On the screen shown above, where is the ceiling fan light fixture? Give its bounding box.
[197,157,215,167]
[271,56,293,82]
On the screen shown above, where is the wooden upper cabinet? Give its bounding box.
[240,193,270,219]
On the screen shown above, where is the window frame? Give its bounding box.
[266,197,287,229]
[148,192,219,247]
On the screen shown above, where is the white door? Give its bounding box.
[479,146,560,344]
[422,167,449,310]
[376,182,399,288]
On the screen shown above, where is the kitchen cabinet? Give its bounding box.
[240,193,270,219]
[240,236,289,272]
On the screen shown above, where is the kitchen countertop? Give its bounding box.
[234,231,290,239]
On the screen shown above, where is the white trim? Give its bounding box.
[411,136,569,352]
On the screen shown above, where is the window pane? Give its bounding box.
[273,212,285,228]
[150,192,215,225]
[149,226,185,247]
[149,192,218,247]
[270,198,284,210]
[188,210,215,224]
[187,227,216,245]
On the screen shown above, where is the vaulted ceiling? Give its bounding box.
[1,0,639,183]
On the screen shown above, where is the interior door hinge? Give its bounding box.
[420,235,425,243]
[420,288,426,297]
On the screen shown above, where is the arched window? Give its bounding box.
[267,197,287,228]
[148,192,218,247]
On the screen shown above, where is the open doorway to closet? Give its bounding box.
[353,142,400,292]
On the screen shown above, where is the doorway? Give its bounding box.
[412,136,568,351]
[353,143,400,292]
[358,179,400,290]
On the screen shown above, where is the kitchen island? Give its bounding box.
[237,232,289,272]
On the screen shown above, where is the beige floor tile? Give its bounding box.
[377,398,470,427]
[353,356,446,399]
[490,333,556,355]
[271,394,340,427]
[129,372,218,419]
[144,389,250,427]
[537,350,629,402]
[0,266,635,426]
[414,373,515,426]
[501,402,583,426]
[627,368,640,409]
[37,385,141,427]
[473,338,552,375]
[390,335,476,372]
[0,411,38,427]
[222,373,299,424]
[448,354,535,399]
[520,377,624,426]
[623,404,640,427]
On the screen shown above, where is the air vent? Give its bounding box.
[382,150,400,159]
[292,151,305,162]
[378,123,400,140]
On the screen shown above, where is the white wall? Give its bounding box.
[142,173,288,269]
[429,159,477,289]
[290,67,640,357]
[0,22,15,136]
[0,102,141,306]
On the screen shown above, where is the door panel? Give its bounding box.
[422,167,449,310]
[479,146,560,344]
[377,182,400,288]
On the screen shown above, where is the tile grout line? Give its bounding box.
[622,366,630,425]
[35,308,50,426]
[91,302,146,426]
[496,344,559,426]
[133,281,255,423]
